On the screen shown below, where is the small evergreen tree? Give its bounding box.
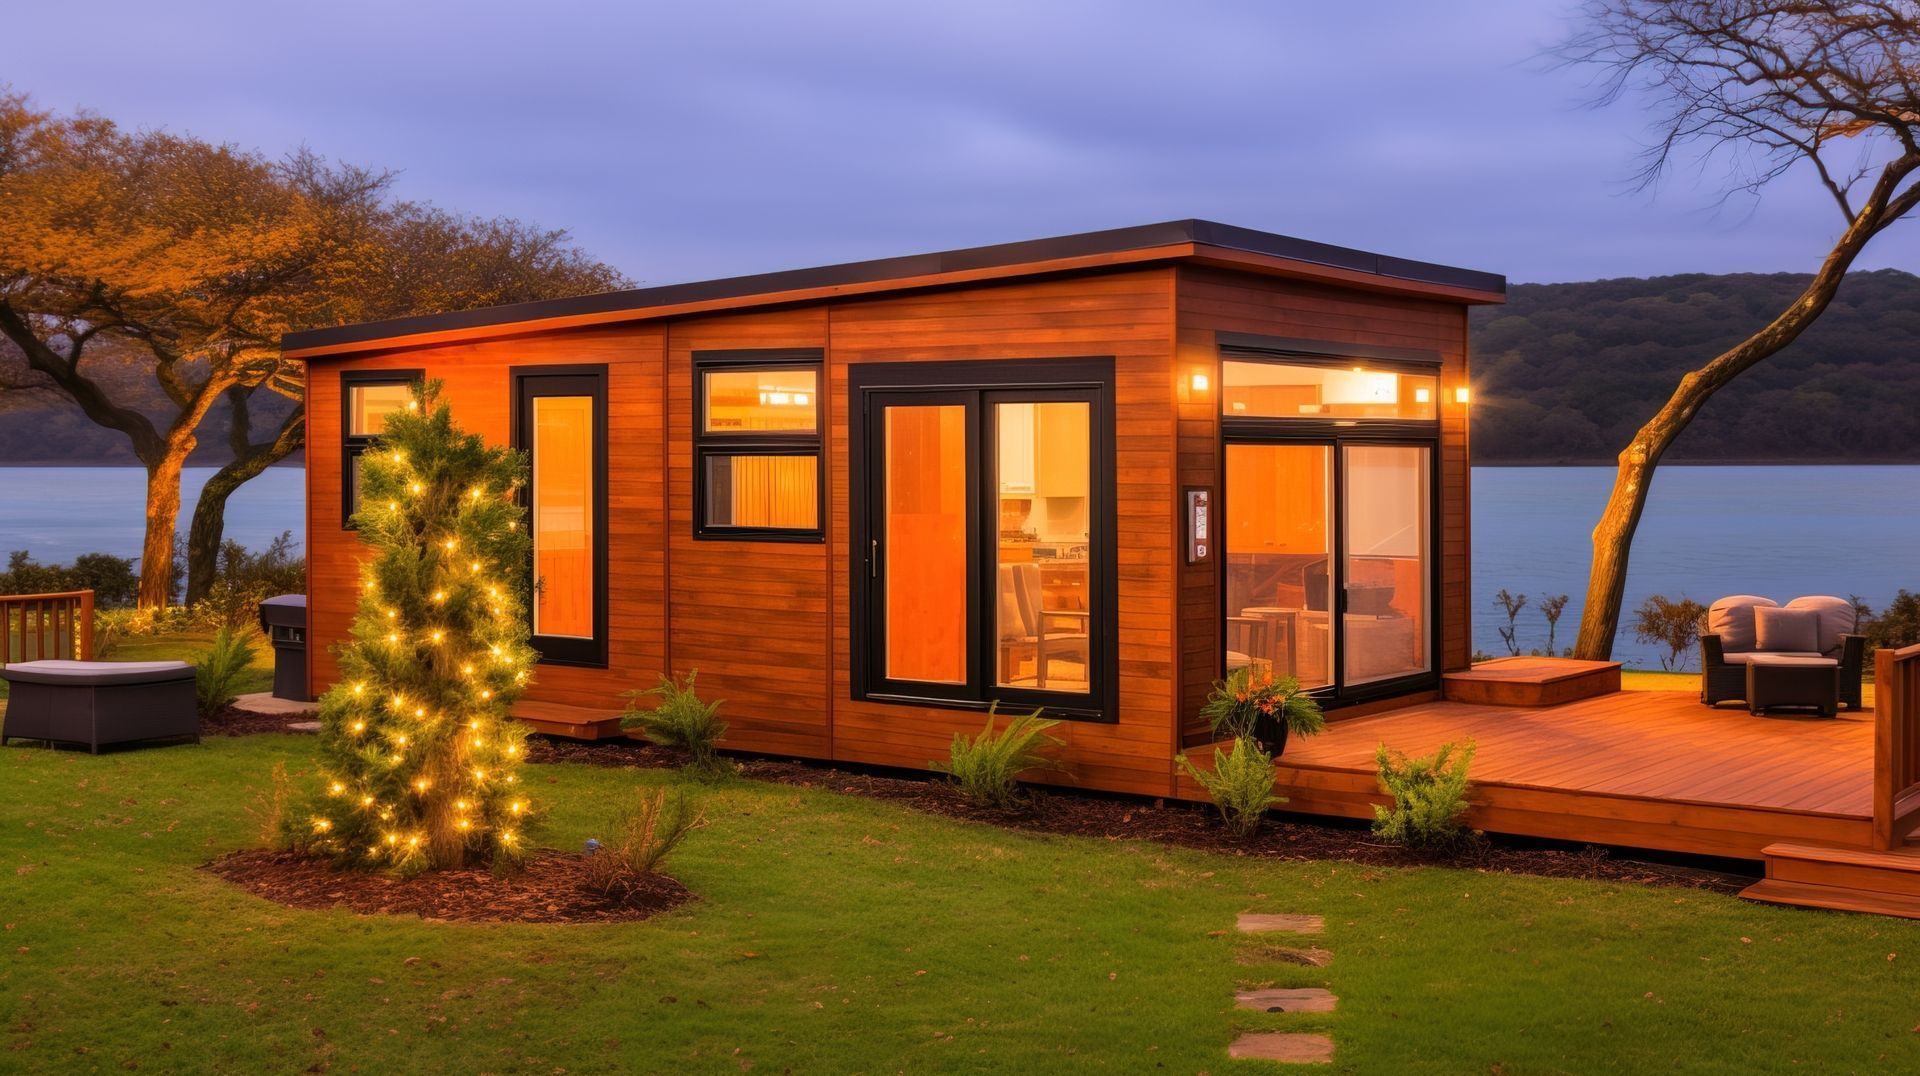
[292,381,539,874]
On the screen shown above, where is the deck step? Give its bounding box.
[1739,879,1920,920]
[511,700,625,741]
[1744,842,1920,917]
[1441,658,1621,707]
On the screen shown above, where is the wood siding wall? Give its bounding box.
[1172,266,1473,742]
[304,326,669,710]
[304,261,1476,799]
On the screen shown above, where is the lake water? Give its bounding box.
[1,464,1914,669]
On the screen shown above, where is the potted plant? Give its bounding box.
[1199,666,1325,756]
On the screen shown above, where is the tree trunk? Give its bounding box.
[138,444,192,609]
[184,393,306,603]
[1572,160,1919,658]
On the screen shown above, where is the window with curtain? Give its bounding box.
[693,350,824,540]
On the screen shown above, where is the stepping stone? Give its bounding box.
[1237,913,1324,934]
[1229,1032,1334,1063]
[1236,945,1332,967]
[232,692,319,717]
[288,721,322,732]
[1235,987,1337,1013]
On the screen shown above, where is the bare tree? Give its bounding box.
[1560,1,1920,659]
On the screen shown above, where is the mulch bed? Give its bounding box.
[200,704,318,737]
[204,848,694,924]
[525,737,1755,894]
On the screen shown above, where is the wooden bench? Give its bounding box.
[1,660,198,753]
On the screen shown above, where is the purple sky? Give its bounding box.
[7,1,1908,286]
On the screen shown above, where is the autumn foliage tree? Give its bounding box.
[1560,1,1920,659]
[294,382,539,874]
[0,89,627,607]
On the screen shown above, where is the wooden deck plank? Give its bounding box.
[1264,690,1875,858]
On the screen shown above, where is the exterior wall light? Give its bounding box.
[1190,372,1210,393]
[1454,386,1471,405]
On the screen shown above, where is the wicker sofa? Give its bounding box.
[1700,595,1866,711]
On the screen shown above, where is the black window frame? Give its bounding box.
[512,364,611,669]
[692,348,826,542]
[849,357,1119,724]
[1216,334,1443,707]
[339,369,423,530]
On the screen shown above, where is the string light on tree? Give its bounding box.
[289,379,540,875]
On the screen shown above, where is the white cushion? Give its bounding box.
[1785,595,1856,655]
[1745,654,1838,668]
[1707,595,1777,653]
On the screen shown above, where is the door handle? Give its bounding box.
[870,538,879,578]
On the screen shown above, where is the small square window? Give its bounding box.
[340,372,420,529]
[693,352,824,541]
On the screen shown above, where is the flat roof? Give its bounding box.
[283,219,1505,357]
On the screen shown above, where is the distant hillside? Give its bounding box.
[4,269,1916,466]
[1470,269,1920,464]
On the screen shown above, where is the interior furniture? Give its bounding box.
[1237,606,1300,678]
[1745,654,1841,717]
[1701,594,1865,711]
[997,563,1089,690]
[0,660,198,753]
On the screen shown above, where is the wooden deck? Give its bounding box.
[1266,690,1876,860]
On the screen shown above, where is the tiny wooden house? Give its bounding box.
[287,221,1505,798]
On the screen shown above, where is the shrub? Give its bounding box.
[622,670,730,778]
[1178,736,1282,838]
[192,533,306,631]
[931,704,1063,810]
[247,761,295,846]
[1372,739,1478,850]
[1494,589,1527,656]
[0,549,138,607]
[1632,594,1708,671]
[192,626,259,715]
[1865,590,1920,651]
[583,787,707,895]
[1199,666,1324,750]
[1539,594,1571,657]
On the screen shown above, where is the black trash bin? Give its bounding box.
[258,595,311,702]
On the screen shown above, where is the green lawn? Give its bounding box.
[3,736,1920,1073]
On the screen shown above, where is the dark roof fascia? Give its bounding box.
[283,219,1506,355]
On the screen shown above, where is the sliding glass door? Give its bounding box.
[851,360,1115,720]
[1218,349,1439,701]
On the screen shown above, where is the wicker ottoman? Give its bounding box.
[1744,655,1839,717]
[1,660,199,753]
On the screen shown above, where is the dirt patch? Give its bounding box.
[1238,944,1334,967]
[204,848,694,924]
[200,705,318,737]
[524,736,1754,894]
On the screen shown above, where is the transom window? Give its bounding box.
[694,350,825,540]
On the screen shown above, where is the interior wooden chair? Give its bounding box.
[997,563,1089,689]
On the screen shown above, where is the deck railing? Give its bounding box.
[1873,643,1920,849]
[1,590,95,664]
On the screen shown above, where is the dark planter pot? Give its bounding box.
[1253,712,1290,757]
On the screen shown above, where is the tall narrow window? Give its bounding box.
[514,367,608,666]
[694,350,824,539]
[340,370,421,528]
[852,359,1117,722]
[1343,444,1431,685]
